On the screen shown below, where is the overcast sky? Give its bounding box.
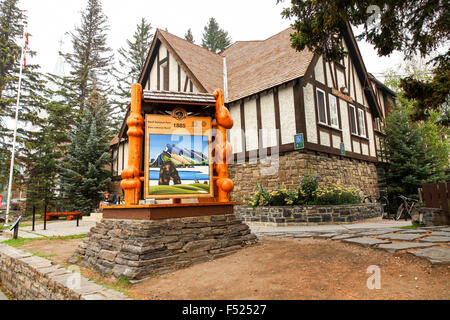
[21,0,403,81]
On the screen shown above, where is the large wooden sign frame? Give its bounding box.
[144,112,214,199]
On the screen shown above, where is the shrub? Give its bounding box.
[246,183,270,208]
[313,184,362,205]
[299,174,318,203]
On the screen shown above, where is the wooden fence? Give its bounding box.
[421,182,450,213]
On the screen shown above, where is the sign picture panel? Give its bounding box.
[144,113,213,199]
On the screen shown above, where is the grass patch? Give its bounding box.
[31,251,56,258]
[0,234,87,247]
[397,224,424,230]
[0,285,15,300]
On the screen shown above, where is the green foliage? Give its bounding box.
[313,184,361,205]
[113,18,153,108]
[184,28,194,43]
[62,0,114,119]
[59,88,112,215]
[277,0,449,125]
[201,18,232,53]
[298,174,318,204]
[380,105,446,213]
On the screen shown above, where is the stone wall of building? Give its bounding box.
[229,150,379,205]
[235,203,383,226]
[0,244,129,300]
[75,214,258,280]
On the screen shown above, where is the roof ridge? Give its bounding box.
[157,28,223,59]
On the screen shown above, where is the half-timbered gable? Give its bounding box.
[111,25,396,203]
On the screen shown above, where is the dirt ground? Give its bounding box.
[18,237,450,300]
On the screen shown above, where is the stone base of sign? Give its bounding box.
[73,214,257,280]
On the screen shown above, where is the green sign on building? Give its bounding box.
[294,133,304,150]
[340,142,346,156]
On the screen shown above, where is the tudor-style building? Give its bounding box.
[110,24,395,204]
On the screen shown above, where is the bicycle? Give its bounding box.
[395,195,420,221]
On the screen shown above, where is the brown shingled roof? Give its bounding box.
[158,29,224,94]
[222,28,314,102]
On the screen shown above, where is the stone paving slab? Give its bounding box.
[355,229,399,236]
[419,236,450,243]
[292,233,316,238]
[342,237,391,248]
[377,242,437,253]
[331,234,360,240]
[378,233,426,241]
[408,247,450,265]
[430,231,450,237]
[399,229,429,234]
[314,233,342,239]
[0,290,8,300]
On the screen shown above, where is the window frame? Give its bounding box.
[358,108,367,138]
[349,104,358,135]
[316,88,328,125]
[328,94,339,129]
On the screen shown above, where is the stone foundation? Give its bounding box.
[229,150,379,205]
[75,214,257,280]
[235,203,383,226]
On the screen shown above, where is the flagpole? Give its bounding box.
[4,24,26,226]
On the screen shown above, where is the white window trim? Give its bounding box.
[316,88,328,125]
[358,108,367,138]
[328,94,339,128]
[349,104,358,135]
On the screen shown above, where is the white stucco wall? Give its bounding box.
[244,98,259,151]
[260,92,277,148]
[122,141,129,175]
[315,56,325,84]
[169,53,178,91]
[279,85,296,144]
[361,143,369,156]
[332,134,341,150]
[353,141,361,154]
[339,99,351,151]
[366,112,376,157]
[320,131,330,147]
[326,62,333,88]
[229,102,243,154]
[303,83,317,144]
[336,69,345,90]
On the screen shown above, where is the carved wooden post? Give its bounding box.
[120,83,144,205]
[213,89,234,202]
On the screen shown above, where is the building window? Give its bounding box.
[349,104,358,135]
[316,88,327,124]
[329,94,339,128]
[161,62,168,91]
[358,109,367,137]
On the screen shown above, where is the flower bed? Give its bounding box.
[239,175,382,225]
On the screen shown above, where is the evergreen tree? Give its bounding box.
[201,18,232,53]
[184,28,194,43]
[63,0,113,116]
[25,79,73,214]
[381,107,446,213]
[59,87,112,215]
[113,18,153,108]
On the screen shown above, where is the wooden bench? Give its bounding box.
[41,212,82,221]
